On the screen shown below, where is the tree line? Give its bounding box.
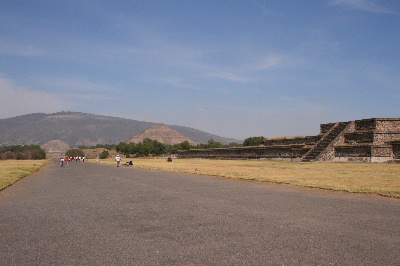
[71,136,266,158]
[0,145,46,160]
[123,139,246,157]
[114,137,265,157]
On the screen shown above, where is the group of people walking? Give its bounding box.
[60,154,131,167]
[60,156,86,167]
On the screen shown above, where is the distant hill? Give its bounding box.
[0,112,241,147]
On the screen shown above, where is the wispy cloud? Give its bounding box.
[156,77,204,91]
[37,76,121,94]
[256,54,289,70]
[331,0,397,14]
[0,76,71,119]
[206,71,257,83]
[0,40,43,56]
[69,93,116,101]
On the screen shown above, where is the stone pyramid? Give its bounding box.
[124,125,198,145]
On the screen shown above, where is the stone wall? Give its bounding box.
[376,119,400,133]
[355,119,376,131]
[372,146,393,157]
[178,145,310,161]
[335,145,372,157]
[344,132,374,144]
[374,133,400,145]
[264,136,319,146]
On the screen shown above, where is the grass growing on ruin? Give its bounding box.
[96,158,400,198]
[0,160,48,191]
[100,159,400,198]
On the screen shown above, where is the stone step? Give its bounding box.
[300,122,350,162]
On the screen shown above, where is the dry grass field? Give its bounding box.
[0,160,48,190]
[97,158,400,198]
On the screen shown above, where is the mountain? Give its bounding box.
[124,125,199,145]
[0,112,241,147]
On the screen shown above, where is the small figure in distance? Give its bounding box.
[115,155,121,167]
[125,161,133,166]
[167,157,172,162]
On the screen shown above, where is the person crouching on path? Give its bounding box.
[115,155,121,167]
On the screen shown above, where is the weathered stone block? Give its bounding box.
[335,145,372,157]
[264,136,320,146]
[355,119,376,131]
[344,132,374,144]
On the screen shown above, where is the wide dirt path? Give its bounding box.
[1,160,399,265]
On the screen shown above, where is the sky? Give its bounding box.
[1,0,399,140]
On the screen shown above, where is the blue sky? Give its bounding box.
[1,0,399,140]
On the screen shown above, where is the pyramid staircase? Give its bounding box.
[301,122,350,162]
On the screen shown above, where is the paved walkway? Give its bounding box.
[1,160,399,265]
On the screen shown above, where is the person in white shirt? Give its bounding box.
[115,155,121,167]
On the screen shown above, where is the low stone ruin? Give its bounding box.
[178,118,400,163]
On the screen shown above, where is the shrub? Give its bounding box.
[243,136,266,146]
[99,150,109,159]
[65,149,85,158]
